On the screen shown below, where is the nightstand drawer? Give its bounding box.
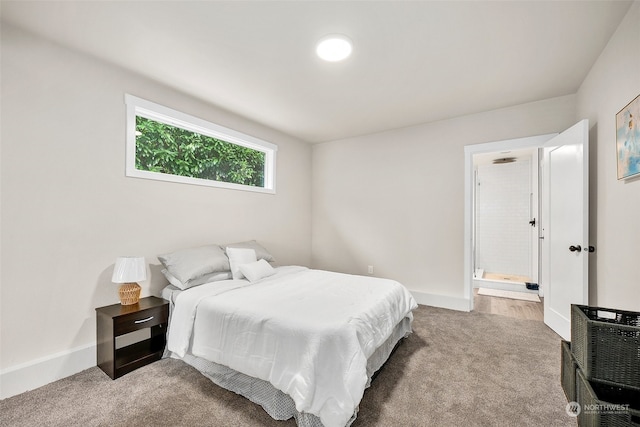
[114,305,168,335]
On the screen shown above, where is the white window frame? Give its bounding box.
[125,94,277,194]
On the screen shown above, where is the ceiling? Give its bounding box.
[1,1,633,143]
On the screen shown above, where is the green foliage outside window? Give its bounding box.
[135,116,265,187]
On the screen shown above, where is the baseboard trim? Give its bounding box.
[0,343,96,399]
[410,290,470,312]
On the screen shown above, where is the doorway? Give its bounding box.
[463,133,556,311]
[464,121,590,340]
[472,147,539,297]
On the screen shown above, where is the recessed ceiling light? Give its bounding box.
[316,35,352,62]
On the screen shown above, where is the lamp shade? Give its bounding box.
[112,256,147,283]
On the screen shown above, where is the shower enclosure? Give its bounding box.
[472,150,539,294]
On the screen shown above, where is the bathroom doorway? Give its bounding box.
[472,148,540,297]
[463,132,556,312]
[464,121,590,340]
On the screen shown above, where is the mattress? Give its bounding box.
[164,266,417,427]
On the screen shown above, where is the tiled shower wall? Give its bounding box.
[475,159,532,277]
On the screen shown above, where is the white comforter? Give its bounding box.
[167,266,417,427]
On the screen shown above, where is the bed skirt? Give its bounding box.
[166,316,412,427]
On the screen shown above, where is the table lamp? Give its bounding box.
[112,256,146,305]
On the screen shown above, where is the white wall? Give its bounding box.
[576,1,640,311]
[0,24,311,393]
[312,95,577,308]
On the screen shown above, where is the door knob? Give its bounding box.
[569,245,582,252]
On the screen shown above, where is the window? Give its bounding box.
[125,94,276,193]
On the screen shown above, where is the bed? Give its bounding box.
[159,241,417,427]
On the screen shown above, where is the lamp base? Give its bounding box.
[119,282,141,305]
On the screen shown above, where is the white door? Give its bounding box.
[541,119,589,340]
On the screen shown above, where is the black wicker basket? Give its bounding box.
[571,305,640,390]
[576,369,640,427]
[562,340,578,402]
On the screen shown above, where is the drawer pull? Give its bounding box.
[134,316,154,324]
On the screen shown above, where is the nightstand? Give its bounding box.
[96,296,169,379]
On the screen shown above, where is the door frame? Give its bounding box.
[463,133,557,311]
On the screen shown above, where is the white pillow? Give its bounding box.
[224,240,275,263]
[158,245,230,286]
[161,269,232,290]
[239,259,276,283]
[226,247,257,280]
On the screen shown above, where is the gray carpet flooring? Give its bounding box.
[0,305,577,427]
